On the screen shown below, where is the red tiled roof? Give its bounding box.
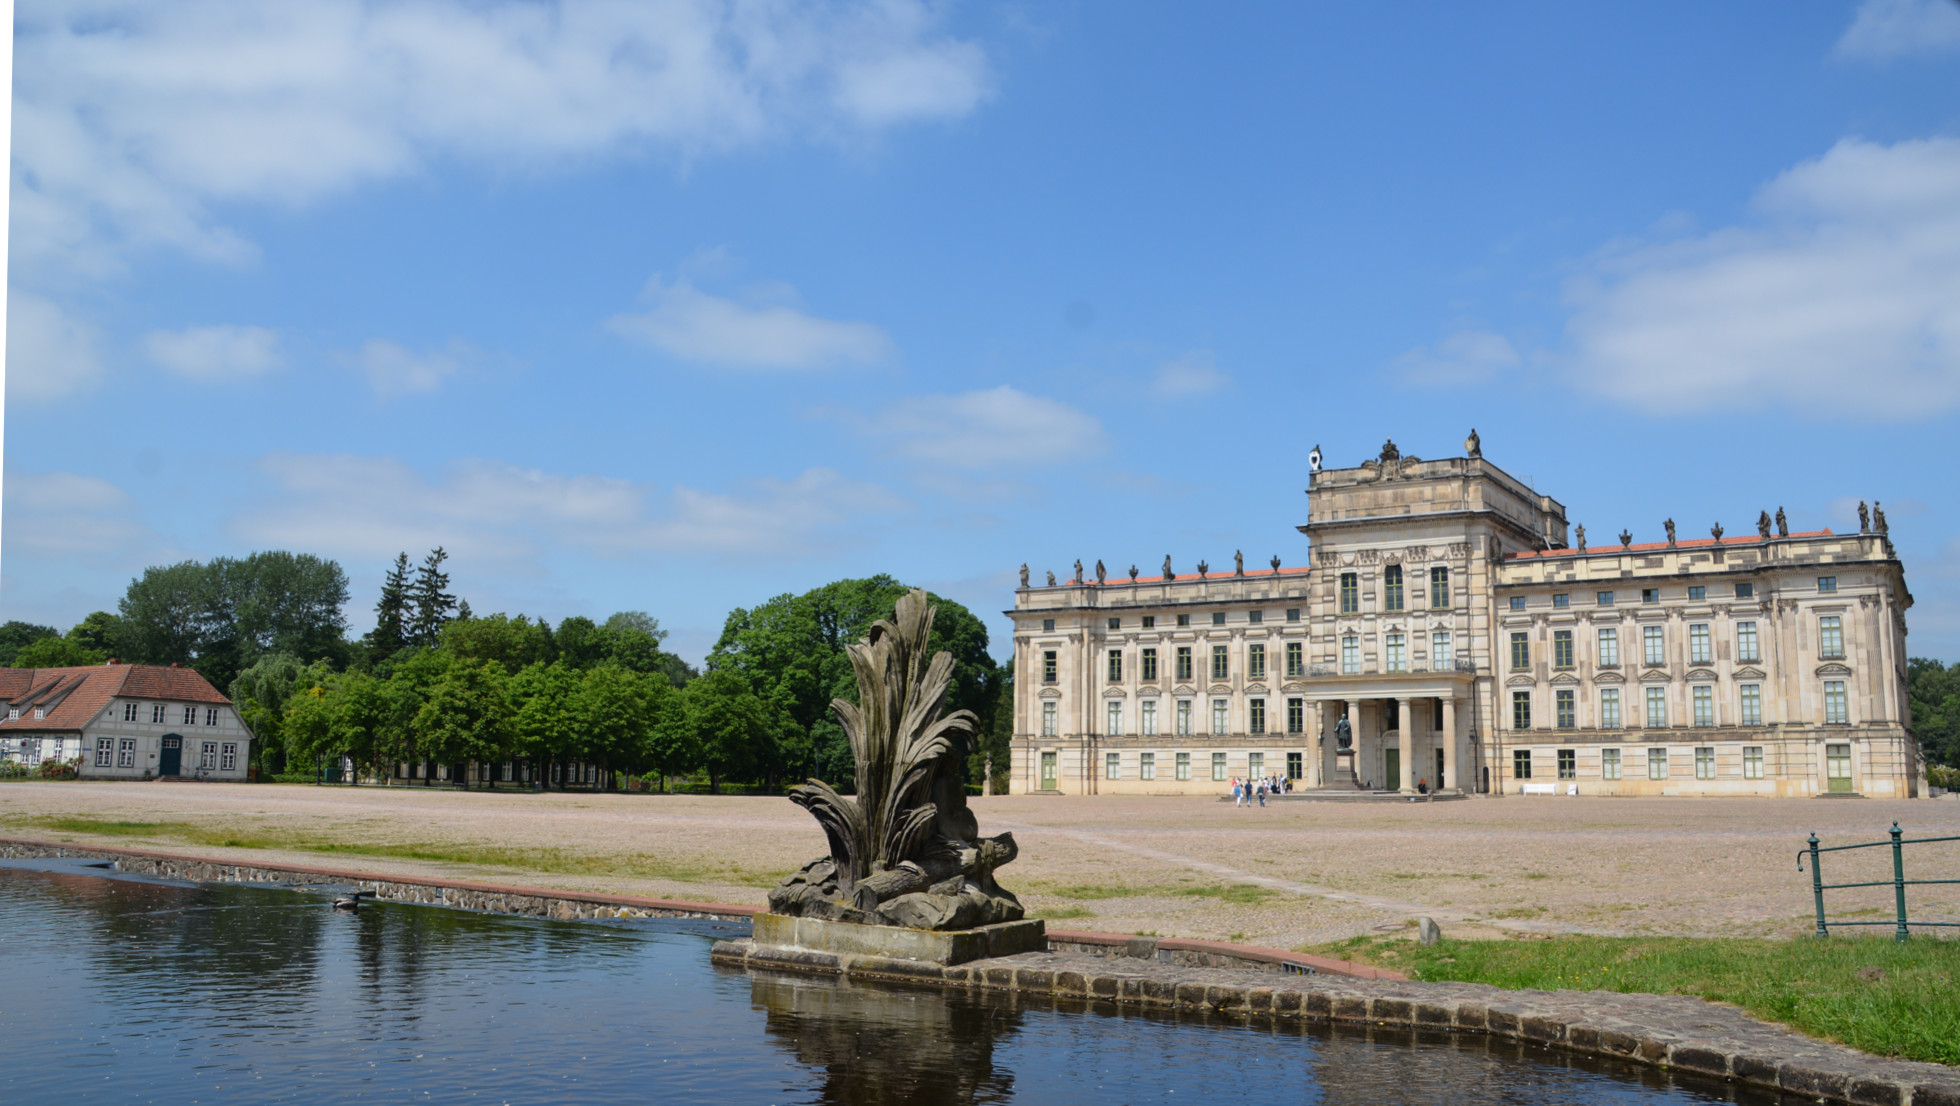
[0,663,229,734]
[1065,566,1314,586]
[1505,530,1836,561]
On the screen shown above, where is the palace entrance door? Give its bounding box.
[1383,749,1399,794]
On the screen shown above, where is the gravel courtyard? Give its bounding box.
[4,782,1956,949]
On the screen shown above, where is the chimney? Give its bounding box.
[170,662,182,668]
[106,658,119,665]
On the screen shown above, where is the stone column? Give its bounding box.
[1398,695,1415,793]
[1346,699,1362,788]
[1310,701,1328,786]
[1442,697,1459,791]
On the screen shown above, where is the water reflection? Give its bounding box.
[754,971,1018,1105]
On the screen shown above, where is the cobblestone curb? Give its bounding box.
[710,939,1960,1106]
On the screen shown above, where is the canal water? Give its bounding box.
[1,860,1795,1104]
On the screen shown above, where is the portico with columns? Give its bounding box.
[1300,681,1474,793]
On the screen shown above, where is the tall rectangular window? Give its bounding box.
[1600,687,1621,729]
[1341,636,1359,674]
[1598,627,1619,667]
[1248,644,1266,679]
[1383,564,1404,611]
[1211,699,1229,734]
[1643,625,1665,666]
[205,707,219,727]
[151,704,165,724]
[1743,746,1763,779]
[1736,621,1759,663]
[1106,752,1120,780]
[1602,747,1622,780]
[1286,698,1303,734]
[1695,746,1715,780]
[1140,752,1156,780]
[1339,573,1359,613]
[1432,631,1452,668]
[1689,624,1711,664]
[117,738,137,768]
[1285,642,1303,677]
[94,738,114,768]
[1042,702,1057,736]
[1513,749,1532,779]
[123,702,138,722]
[1107,700,1122,736]
[1043,651,1058,683]
[1211,645,1229,680]
[1211,752,1226,781]
[220,742,238,771]
[1141,648,1158,681]
[1176,752,1191,780]
[1740,684,1762,726]
[199,742,218,770]
[1645,686,1668,728]
[1510,632,1530,671]
[1142,700,1158,736]
[1511,690,1532,730]
[1385,633,1406,672]
[1553,630,1574,669]
[1175,647,1193,681]
[1038,752,1053,786]
[1692,685,1714,727]
[1824,680,1849,724]
[1430,566,1449,608]
[1648,747,1669,779]
[1819,616,1844,660]
[1176,699,1191,735]
[1558,749,1576,779]
[185,706,198,726]
[1556,689,1576,729]
[1249,698,1266,735]
[1107,649,1123,682]
[1287,752,1302,780]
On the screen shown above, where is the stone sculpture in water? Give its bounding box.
[768,589,1024,931]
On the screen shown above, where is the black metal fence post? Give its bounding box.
[1891,821,1909,943]
[1808,832,1827,937]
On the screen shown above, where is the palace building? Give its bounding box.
[1008,434,1924,799]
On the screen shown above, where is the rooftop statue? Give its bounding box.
[1575,524,1586,552]
[1874,502,1888,535]
[1664,518,1676,546]
[1465,427,1481,458]
[1128,564,1139,582]
[1234,550,1244,576]
[1859,501,1870,534]
[769,590,1024,931]
[1379,437,1400,462]
[1073,559,1083,583]
[1270,554,1281,571]
[1711,522,1724,541]
[1758,510,1772,540]
[1095,559,1106,584]
[1162,555,1174,581]
[1619,529,1633,549]
[1045,570,1056,587]
[1776,507,1789,538]
[1018,563,1029,588]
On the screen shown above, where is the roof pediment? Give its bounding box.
[1733,666,1765,680]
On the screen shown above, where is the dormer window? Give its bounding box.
[6,709,17,721]
[33,708,45,720]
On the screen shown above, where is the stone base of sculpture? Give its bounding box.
[748,912,1046,966]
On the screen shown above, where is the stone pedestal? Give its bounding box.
[750,912,1046,966]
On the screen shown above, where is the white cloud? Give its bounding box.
[353,339,466,396]
[1837,0,1960,60]
[5,291,102,402]
[1562,137,1960,419]
[144,324,281,381]
[1148,351,1229,398]
[609,277,892,369]
[1392,330,1522,386]
[862,386,1107,468]
[232,454,905,564]
[1,471,156,561]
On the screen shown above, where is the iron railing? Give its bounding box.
[1798,822,1960,941]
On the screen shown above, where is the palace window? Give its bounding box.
[1511,691,1532,730]
[1818,616,1844,660]
[1649,748,1669,779]
[1042,702,1057,737]
[1430,567,1449,608]
[1176,752,1191,780]
[1211,645,1229,680]
[94,738,114,768]
[1695,746,1715,780]
[1287,752,1302,780]
[1690,624,1711,665]
[1340,573,1359,613]
[1177,614,1190,627]
[1107,649,1123,682]
[1383,565,1404,611]
[1558,749,1576,780]
[1249,644,1266,680]
[1692,685,1714,727]
[1824,680,1849,724]
[1642,588,1660,603]
[1553,630,1574,669]
[1043,619,1055,632]
[1286,698,1304,734]
[1286,608,1300,622]
[1645,686,1668,728]
[1556,689,1576,729]
[1598,627,1619,667]
[1818,576,1837,593]
[1643,626,1665,666]
[1212,612,1226,626]
[1141,752,1156,780]
[1176,699,1192,735]
[1341,636,1360,675]
[1142,648,1158,681]
[1385,633,1406,673]
[1176,647,1193,681]
[1211,752,1226,781]
[1603,748,1623,780]
[1043,651,1058,683]
[1285,642,1304,678]
[118,738,137,769]
[1143,616,1156,629]
[1510,596,1526,611]
[1211,699,1229,734]
[1735,583,1754,599]
[1107,700,1122,737]
[1510,632,1529,671]
[1249,610,1263,624]
[1247,752,1264,777]
[1600,688,1621,729]
[1553,593,1570,609]
[1106,752,1120,780]
[1432,631,1452,668]
[1249,698,1266,735]
[1109,617,1121,630]
[1513,749,1533,779]
[1142,700,1158,736]
[152,704,165,724]
[1740,684,1762,726]
[1688,586,1706,602]
[1743,746,1763,779]
[1736,621,1759,663]
[1597,591,1615,606]
[123,702,138,722]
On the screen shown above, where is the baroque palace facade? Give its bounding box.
[1008,434,1925,799]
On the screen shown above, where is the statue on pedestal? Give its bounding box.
[1334,715,1353,751]
[1758,510,1772,540]
[1162,555,1174,581]
[1874,502,1888,535]
[1664,518,1676,546]
[1018,563,1029,588]
[1776,507,1789,538]
[1575,524,1586,552]
[1234,550,1244,576]
[1859,501,1870,533]
[1095,559,1106,584]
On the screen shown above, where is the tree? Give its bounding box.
[1908,657,1960,768]
[511,661,580,787]
[116,552,349,690]
[12,635,105,668]
[68,612,123,656]
[441,613,555,674]
[412,659,513,774]
[117,561,211,669]
[368,553,411,656]
[673,667,781,792]
[232,653,307,774]
[574,663,672,783]
[0,621,61,665]
[407,547,458,647]
[553,615,607,669]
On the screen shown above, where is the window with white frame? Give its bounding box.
[1824,680,1849,724]
[1689,624,1711,664]
[205,707,219,726]
[1176,752,1191,780]
[1645,686,1668,728]
[1740,684,1762,726]
[1648,747,1668,779]
[1142,700,1158,736]
[152,704,165,724]
[1432,631,1452,667]
[1736,621,1759,663]
[1743,746,1763,779]
[1602,747,1622,780]
[1042,702,1057,737]
[1600,687,1621,729]
[184,706,197,726]
[1248,643,1266,680]
[1249,698,1266,735]
[1643,626,1665,666]
[95,738,114,767]
[1107,700,1122,737]
[199,742,218,770]
[1176,699,1192,735]
[1210,752,1226,781]
[1385,633,1406,672]
[123,702,138,722]
[1695,746,1715,779]
[1819,616,1844,660]
[1598,627,1619,667]
[1340,635,1359,674]
[1692,685,1714,727]
[1211,699,1228,735]
[1106,752,1120,780]
[117,738,137,768]
[1140,752,1156,780]
[220,743,238,772]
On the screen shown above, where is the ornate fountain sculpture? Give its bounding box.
[766,589,1026,932]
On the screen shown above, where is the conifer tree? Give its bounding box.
[407,547,457,647]
[369,552,411,655]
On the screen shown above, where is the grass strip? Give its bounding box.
[1310,934,1960,1067]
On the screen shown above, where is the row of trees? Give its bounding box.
[1907,658,1960,770]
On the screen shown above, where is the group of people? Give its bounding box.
[1229,775,1291,807]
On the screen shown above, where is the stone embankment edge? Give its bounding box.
[0,836,1390,977]
[712,939,1960,1106]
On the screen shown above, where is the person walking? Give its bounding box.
[1232,777,1243,807]
[1256,777,1267,807]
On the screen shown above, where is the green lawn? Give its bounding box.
[1310,933,1960,1067]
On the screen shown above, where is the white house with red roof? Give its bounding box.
[0,662,253,780]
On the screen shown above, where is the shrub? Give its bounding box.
[1928,762,1959,790]
[36,756,82,781]
[0,761,30,780]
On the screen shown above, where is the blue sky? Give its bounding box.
[7,0,1960,666]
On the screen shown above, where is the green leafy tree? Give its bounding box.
[441,613,556,674]
[116,552,348,690]
[68,612,123,656]
[674,668,781,792]
[231,653,307,775]
[553,615,607,669]
[0,621,61,665]
[117,561,212,669]
[12,635,106,668]
[413,659,514,774]
[1908,657,1960,768]
[574,663,672,783]
[511,661,580,787]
